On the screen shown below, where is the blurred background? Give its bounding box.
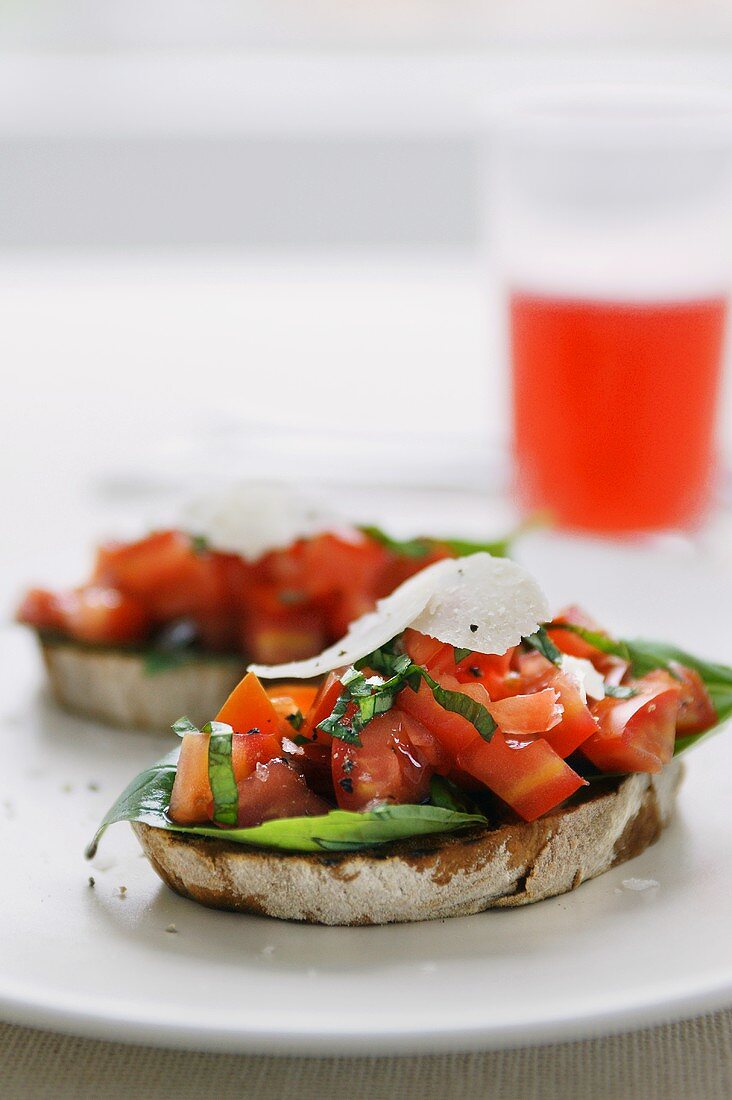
[3,1,732,596]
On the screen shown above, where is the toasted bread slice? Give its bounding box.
[39,638,244,732]
[133,759,682,925]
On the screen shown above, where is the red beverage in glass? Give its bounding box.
[510,292,728,532]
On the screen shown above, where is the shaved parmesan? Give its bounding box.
[250,553,549,680]
[180,482,345,562]
[560,654,606,702]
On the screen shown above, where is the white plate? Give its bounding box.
[1,533,732,1054]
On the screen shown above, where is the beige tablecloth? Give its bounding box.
[2,1008,731,1100]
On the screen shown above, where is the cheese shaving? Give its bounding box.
[560,654,606,702]
[250,553,550,680]
[180,482,347,563]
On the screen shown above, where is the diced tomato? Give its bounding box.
[398,712,451,774]
[454,647,518,698]
[457,731,586,821]
[398,674,491,757]
[169,732,211,824]
[486,688,562,737]
[16,588,64,632]
[513,652,600,757]
[169,728,283,825]
[59,586,149,645]
[403,629,455,676]
[242,614,326,666]
[268,683,319,721]
[582,671,681,773]
[666,662,717,735]
[235,759,329,827]
[302,671,342,736]
[331,712,433,811]
[300,532,387,601]
[93,531,199,596]
[216,671,284,736]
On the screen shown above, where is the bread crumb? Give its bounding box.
[165,924,178,934]
[621,877,660,892]
[116,885,127,898]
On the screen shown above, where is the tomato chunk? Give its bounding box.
[216,671,284,736]
[486,688,562,737]
[457,731,586,821]
[582,672,681,773]
[60,586,149,645]
[666,662,717,735]
[398,674,491,757]
[236,759,329,827]
[169,728,283,824]
[268,683,319,722]
[331,712,434,811]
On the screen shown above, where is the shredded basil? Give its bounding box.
[359,525,512,561]
[172,716,199,736]
[286,710,305,732]
[317,643,496,746]
[204,720,238,826]
[524,626,563,666]
[454,647,473,664]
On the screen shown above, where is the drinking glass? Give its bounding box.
[490,86,732,533]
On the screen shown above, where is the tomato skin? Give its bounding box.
[302,671,342,736]
[457,731,586,821]
[331,712,434,811]
[169,728,284,825]
[398,674,492,757]
[235,759,329,827]
[582,672,681,774]
[60,586,149,645]
[665,662,716,735]
[216,671,285,736]
[454,647,518,698]
[486,688,562,737]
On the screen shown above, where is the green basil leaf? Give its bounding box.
[454,647,473,664]
[86,750,488,855]
[172,716,199,736]
[419,670,497,742]
[359,525,512,561]
[85,748,180,858]
[524,626,563,666]
[286,710,305,731]
[203,721,238,826]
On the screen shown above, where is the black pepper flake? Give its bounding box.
[88,876,95,888]
[469,624,478,633]
[342,757,355,774]
[339,777,354,793]
[469,666,482,678]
